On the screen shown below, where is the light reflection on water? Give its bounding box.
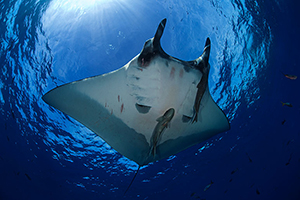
[1,0,272,181]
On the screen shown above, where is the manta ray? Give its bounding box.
[43,18,230,167]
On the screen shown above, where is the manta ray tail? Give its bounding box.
[124,165,141,195]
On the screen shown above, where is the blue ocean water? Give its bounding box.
[0,0,299,199]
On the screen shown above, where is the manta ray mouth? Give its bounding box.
[141,57,149,67]
[139,51,156,67]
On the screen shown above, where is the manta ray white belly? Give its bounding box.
[125,56,201,142]
[43,18,230,166]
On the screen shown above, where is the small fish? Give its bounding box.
[11,109,15,119]
[149,108,175,157]
[231,168,238,174]
[281,72,297,80]
[256,189,260,195]
[281,119,286,125]
[286,139,294,146]
[286,153,293,166]
[246,152,253,163]
[25,173,31,180]
[204,180,213,191]
[281,102,292,107]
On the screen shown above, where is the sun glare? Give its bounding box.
[63,0,126,10]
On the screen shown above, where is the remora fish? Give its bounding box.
[150,108,175,157]
[281,72,297,80]
[281,101,292,107]
[204,180,214,191]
